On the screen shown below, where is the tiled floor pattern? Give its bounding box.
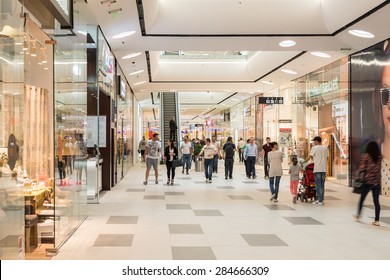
[53,162,390,260]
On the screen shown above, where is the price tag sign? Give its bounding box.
[259,97,284,104]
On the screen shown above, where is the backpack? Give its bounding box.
[225,143,234,159]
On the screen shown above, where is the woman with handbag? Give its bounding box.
[164,139,178,185]
[354,141,382,226]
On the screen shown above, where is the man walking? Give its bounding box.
[180,136,193,174]
[143,133,161,185]
[198,138,217,183]
[262,137,272,179]
[169,117,177,141]
[244,137,258,179]
[238,138,245,162]
[223,136,236,179]
[211,136,220,173]
[305,136,328,205]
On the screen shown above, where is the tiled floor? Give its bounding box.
[53,162,390,260]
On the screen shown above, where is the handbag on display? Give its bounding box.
[172,158,183,168]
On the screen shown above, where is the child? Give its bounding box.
[289,156,301,203]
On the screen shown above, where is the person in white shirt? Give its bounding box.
[268,142,283,202]
[238,138,246,162]
[211,136,220,173]
[180,136,193,175]
[198,138,217,183]
[305,136,328,205]
[244,137,258,179]
[143,133,162,185]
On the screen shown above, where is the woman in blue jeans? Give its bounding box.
[268,142,283,202]
[355,141,381,226]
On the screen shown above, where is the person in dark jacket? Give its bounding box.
[164,139,178,185]
[354,141,382,226]
[169,117,178,141]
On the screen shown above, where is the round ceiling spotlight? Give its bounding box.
[279,40,296,47]
[311,52,331,58]
[281,69,297,75]
[261,81,274,85]
[348,30,374,39]
[113,31,136,39]
[122,52,142,59]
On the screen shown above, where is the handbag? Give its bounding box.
[172,158,183,168]
[352,171,366,194]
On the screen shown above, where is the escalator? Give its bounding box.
[160,92,180,155]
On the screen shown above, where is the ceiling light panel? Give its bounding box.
[279,40,296,47]
[113,31,136,39]
[129,70,144,76]
[348,30,375,39]
[122,52,142,59]
[311,52,331,58]
[281,69,297,75]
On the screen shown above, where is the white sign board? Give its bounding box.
[87,116,106,148]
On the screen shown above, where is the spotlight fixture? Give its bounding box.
[281,69,297,75]
[30,40,37,57]
[40,47,47,64]
[311,52,331,58]
[129,70,144,76]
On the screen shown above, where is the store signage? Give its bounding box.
[243,107,251,117]
[259,97,284,104]
[307,77,339,98]
[279,119,292,123]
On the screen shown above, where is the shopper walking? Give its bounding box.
[268,142,283,202]
[354,141,381,226]
[164,139,178,185]
[243,139,250,177]
[238,138,246,162]
[244,137,258,179]
[180,136,193,174]
[143,133,161,185]
[169,117,178,142]
[211,136,220,173]
[198,138,217,183]
[138,136,147,162]
[289,156,301,203]
[262,137,272,179]
[223,136,236,179]
[305,136,328,205]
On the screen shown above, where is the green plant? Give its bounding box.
[194,143,203,156]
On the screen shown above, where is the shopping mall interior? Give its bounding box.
[1,0,390,260]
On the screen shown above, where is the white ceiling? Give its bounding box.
[76,0,390,124]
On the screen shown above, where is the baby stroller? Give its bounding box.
[297,163,317,202]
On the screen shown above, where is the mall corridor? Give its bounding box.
[53,163,390,260]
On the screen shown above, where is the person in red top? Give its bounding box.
[354,141,382,226]
[262,137,272,179]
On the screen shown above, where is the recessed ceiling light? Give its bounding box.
[231,98,240,101]
[261,81,274,85]
[133,81,146,86]
[113,31,136,39]
[348,30,374,39]
[279,40,296,47]
[129,70,144,76]
[77,31,87,36]
[311,52,331,58]
[281,69,297,75]
[122,52,142,59]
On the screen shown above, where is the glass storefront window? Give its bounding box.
[0,2,25,259]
